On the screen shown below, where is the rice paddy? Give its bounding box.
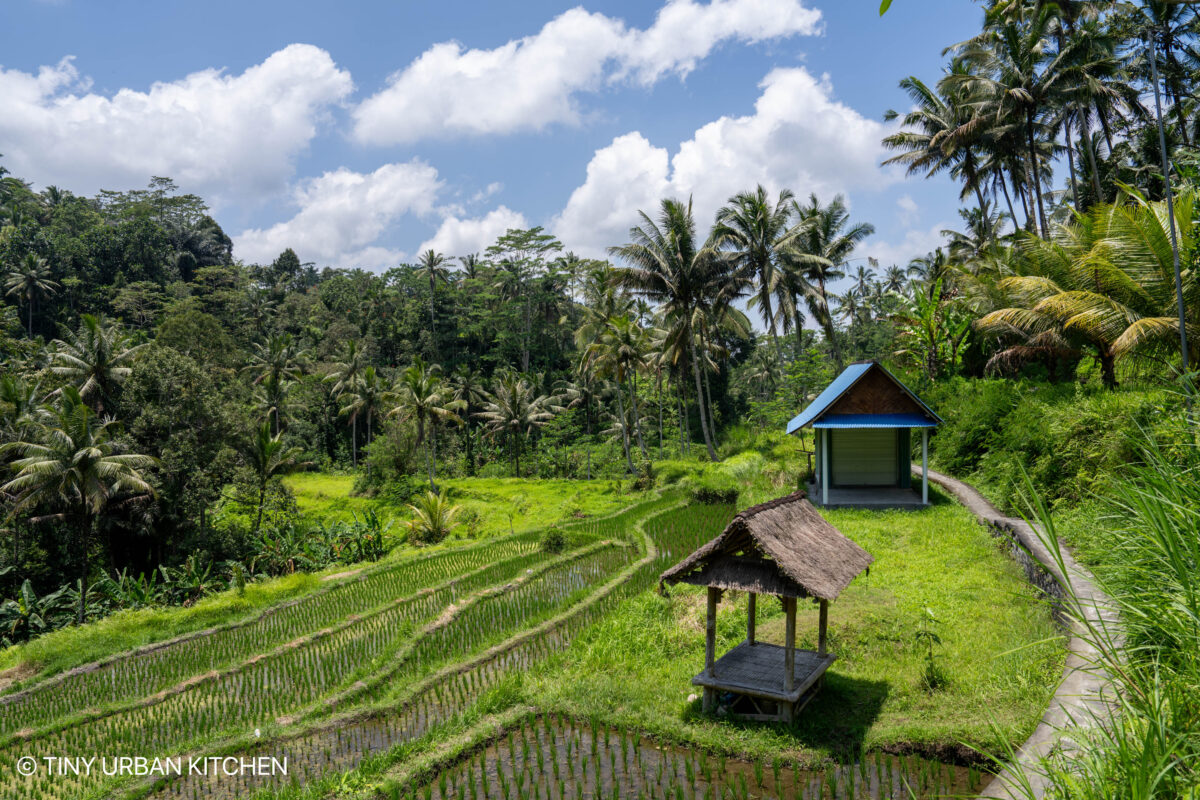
[1,487,1057,800]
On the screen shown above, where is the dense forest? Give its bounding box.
[1,0,1197,653]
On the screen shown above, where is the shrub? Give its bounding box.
[631,457,655,491]
[405,491,460,546]
[689,475,739,505]
[540,527,568,554]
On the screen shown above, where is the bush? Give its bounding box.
[405,491,460,546]
[631,457,655,491]
[689,475,739,505]
[540,527,568,554]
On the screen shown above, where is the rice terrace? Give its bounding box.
[2,0,1199,799]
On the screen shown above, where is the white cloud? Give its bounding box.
[352,0,821,145]
[417,206,529,258]
[235,161,442,267]
[553,67,896,256]
[859,222,950,270]
[896,194,919,227]
[0,45,353,202]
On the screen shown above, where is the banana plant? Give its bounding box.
[0,579,73,645]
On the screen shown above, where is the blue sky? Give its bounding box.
[0,0,984,274]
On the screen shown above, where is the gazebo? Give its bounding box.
[659,491,873,722]
[786,360,942,509]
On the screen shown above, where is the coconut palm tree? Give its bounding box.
[2,387,155,624]
[241,422,307,536]
[326,339,366,467]
[584,314,650,471]
[786,194,875,370]
[477,369,560,477]
[339,366,391,469]
[609,197,745,461]
[49,314,146,415]
[245,333,305,387]
[417,250,451,357]
[450,365,488,477]
[712,185,797,365]
[405,491,459,545]
[4,253,59,337]
[391,357,462,492]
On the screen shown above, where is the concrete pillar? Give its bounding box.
[922,429,929,505]
[746,592,756,645]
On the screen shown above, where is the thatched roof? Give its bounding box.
[659,491,873,600]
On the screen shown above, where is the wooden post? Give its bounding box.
[704,586,719,713]
[821,430,829,507]
[818,599,828,657]
[784,596,796,693]
[746,592,756,645]
[921,429,929,505]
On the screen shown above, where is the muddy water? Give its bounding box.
[407,717,988,800]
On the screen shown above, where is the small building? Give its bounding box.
[785,360,942,508]
[659,491,873,722]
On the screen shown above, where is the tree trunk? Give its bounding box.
[254,482,267,536]
[1064,122,1081,214]
[76,512,92,625]
[703,368,717,446]
[657,375,664,459]
[999,173,1018,229]
[678,395,686,457]
[630,375,647,459]
[351,416,357,468]
[429,275,437,359]
[428,426,438,493]
[1027,112,1049,237]
[1080,109,1103,202]
[1099,346,1117,389]
[614,385,634,473]
[691,345,718,461]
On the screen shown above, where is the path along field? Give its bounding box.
[0,485,1063,800]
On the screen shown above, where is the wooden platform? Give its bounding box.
[808,482,926,510]
[692,641,834,703]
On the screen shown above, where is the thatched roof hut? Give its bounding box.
[659,490,873,600]
[659,491,873,722]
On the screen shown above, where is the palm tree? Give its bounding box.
[942,201,1011,263]
[339,366,390,468]
[883,70,991,214]
[882,265,908,293]
[391,357,462,492]
[253,372,297,434]
[949,5,1075,237]
[584,314,650,471]
[477,369,559,476]
[241,422,307,536]
[712,185,797,365]
[245,333,305,387]
[786,194,875,370]
[4,254,59,337]
[450,365,488,477]
[417,250,451,357]
[405,491,459,546]
[610,198,746,461]
[2,387,155,624]
[976,192,1200,385]
[49,314,147,415]
[326,340,366,467]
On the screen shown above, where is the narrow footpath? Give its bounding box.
[920,468,1120,799]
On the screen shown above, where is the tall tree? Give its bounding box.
[241,422,306,536]
[712,185,797,365]
[391,358,462,492]
[4,253,59,337]
[2,387,155,624]
[49,314,147,416]
[417,250,451,358]
[477,369,559,477]
[326,340,366,467]
[610,198,745,462]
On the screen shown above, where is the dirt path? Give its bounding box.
[921,468,1120,799]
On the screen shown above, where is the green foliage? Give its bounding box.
[406,491,461,546]
[539,526,568,554]
[924,378,1181,511]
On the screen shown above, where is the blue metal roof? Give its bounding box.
[813,413,939,429]
[784,361,942,434]
[785,362,872,434]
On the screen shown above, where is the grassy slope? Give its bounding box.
[526,486,1064,764]
[286,474,637,537]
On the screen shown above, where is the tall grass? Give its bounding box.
[1017,429,1200,798]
